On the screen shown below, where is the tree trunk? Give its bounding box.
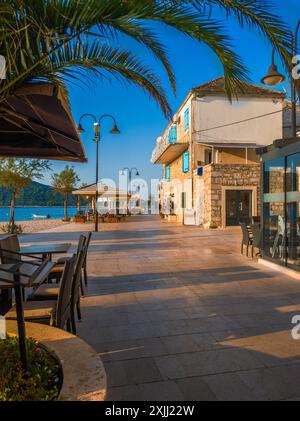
[9,190,16,227]
[64,193,68,220]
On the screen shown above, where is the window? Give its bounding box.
[165,166,171,181]
[181,192,186,209]
[182,151,189,173]
[184,108,190,131]
[205,150,213,165]
[262,158,285,266]
[168,125,177,143]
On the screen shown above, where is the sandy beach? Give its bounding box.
[0,219,72,234]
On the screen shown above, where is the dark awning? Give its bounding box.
[0,83,87,162]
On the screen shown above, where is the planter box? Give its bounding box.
[7,321,106,401]
[107,216,118,223]
[74,217,86,223]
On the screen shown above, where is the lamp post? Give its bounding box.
[121,168,140,215]
[77,114,120,232]
[122,167,140,195]
[261,20,300,138]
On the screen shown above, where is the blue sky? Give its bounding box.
[41,0,299,187]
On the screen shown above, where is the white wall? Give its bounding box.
[193,96,283,146]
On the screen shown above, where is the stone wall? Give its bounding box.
[202,163,261,228]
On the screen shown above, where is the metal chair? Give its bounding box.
[0,235,21,264]
[31,235,86,300]
[272,215,286,259]
[240,222,253,257]
[0,235,26,304]
[5,255,76,333]
[70,245,88,334]
[250,223,262,258]
[57,232,91,286]
[82,232,92,286]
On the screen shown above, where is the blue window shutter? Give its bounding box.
[182,151,189,173]
[165,166,171,181]
[184,108,190,131]
[168,125,177,143]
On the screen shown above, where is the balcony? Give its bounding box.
[151,125,189,165]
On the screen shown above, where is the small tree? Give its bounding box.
[52,166,80,221]
[0,158,51,232]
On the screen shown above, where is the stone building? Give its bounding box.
[151,77,286,228]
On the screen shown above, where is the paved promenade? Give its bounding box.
[24,216,300,401]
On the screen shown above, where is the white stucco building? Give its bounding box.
[152,77,286,227]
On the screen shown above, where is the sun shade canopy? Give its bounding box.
[73,183,131,199]
[0,83,86,161]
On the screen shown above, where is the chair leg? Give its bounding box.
[246,244,249,257]
[80,277,85,297]
[76,300,82,321]
[251,245,254,259]
[241,242,243,255]
[84,264,88,286]
[66,319,72,333]
[71,308,77,335]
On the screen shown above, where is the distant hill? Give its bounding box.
[0,181,87,207]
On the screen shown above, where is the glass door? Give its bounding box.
[226,190,252,226]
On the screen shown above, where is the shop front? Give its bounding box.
[260,138,300,271]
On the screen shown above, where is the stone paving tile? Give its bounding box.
[99,338,168,362]
[138,381,185,401]
[106,385,141,401]
[156,348,266,382]
[105,358,163,387]
[237,364,300,401]
[161,333,219,354]
[176,377,217,401]
[202,372,263,401]
[154,355,187,380]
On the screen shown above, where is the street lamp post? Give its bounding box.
[122,167,140,195]
[77,114,120,232]
[261,20,300,137]
[122,168,140,215]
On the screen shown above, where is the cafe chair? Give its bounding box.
[70,245,88,334]
[30,235,86,300]
[30,245,87,334]
[240,222,253,257]
[48,235,86,294]
[5,255,76,333]
[250,223,262,258]
[57,232,92,286]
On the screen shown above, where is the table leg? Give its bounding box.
[14,279,29,373]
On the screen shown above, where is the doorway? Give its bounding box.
[226,190,252,226]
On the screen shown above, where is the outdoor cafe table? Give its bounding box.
[0,259,56,371]
[20,243,72,260]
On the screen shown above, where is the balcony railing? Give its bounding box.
[151,125,189,164]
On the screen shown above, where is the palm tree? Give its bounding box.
[0,0,292,118]
[52,165,80,221]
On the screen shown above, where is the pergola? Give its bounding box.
[73,183,131,213]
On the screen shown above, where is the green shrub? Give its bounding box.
[1,222,23,234]
[0,336,62,401]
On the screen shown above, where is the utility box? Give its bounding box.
[184,209,196,225]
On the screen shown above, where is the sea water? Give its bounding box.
[0,207,87,222]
